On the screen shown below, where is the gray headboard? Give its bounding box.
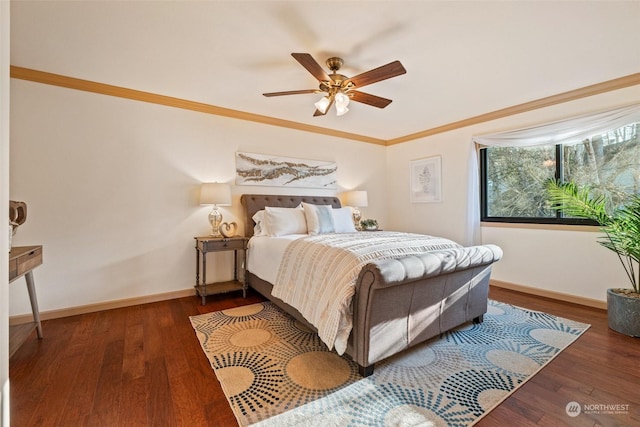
[240,194,342,237]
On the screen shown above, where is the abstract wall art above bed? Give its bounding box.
[235,152,337,189]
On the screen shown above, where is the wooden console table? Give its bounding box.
[8,245,43,358]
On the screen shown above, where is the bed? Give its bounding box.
[240,194,503,376]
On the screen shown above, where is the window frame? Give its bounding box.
[479,145,598,226]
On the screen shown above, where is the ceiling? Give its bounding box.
[10,1,640,142]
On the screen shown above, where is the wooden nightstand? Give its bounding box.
[194,236,248,305]
[9,245,43,358]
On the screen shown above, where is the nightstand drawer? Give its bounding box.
[9,246,43,283]
[199,238,245,252]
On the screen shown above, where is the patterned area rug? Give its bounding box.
[190,300,589,426]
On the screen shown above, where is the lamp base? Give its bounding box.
[209,206,223,237]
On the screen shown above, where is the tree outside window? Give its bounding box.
[481,123,640,224]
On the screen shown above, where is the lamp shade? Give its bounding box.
[314,96,331,114]
[343,190,368,207]
[200,183,231,206]
[335,92,350,116]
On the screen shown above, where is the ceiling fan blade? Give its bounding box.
[263,89,318,97]
[350,91,393,108]
[291,53,331,82]
[347,60,406,88]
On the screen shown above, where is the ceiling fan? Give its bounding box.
[263,53,407,117]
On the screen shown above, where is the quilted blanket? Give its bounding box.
[272,231,461,354]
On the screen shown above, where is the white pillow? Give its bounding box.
[265,206,308,236]
[332,207,357,233]
[302,203,335,235]
[252,210,268,236]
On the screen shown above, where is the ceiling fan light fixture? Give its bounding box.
[336,106,349,116]
[314,96,331,114]
[335,92,350,116]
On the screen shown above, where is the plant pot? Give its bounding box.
[607,288,640,337]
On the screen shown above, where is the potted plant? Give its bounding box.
[360,219,379,231]
[546,180,640,337]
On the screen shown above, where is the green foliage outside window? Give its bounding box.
[482,123,640,223]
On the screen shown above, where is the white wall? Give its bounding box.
[386,86,640,303]
[1,1,10,424]
[8,80,386,316]
[10,77,640,317]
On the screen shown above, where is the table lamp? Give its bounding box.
[200,183,232,236]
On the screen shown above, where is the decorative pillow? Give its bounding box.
[252,210,268,236]
[265,206,308,236]
[302,203,335,235]
[332,207,357,233]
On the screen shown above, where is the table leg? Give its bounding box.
[24,271,43,339]
[201,250,207,305]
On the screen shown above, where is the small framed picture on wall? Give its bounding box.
[410,156,442,203]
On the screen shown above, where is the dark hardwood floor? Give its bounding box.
[9,286,639,426]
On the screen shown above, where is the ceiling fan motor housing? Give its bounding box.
[326,57,344,72]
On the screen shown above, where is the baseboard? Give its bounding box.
[9,288,196,325]
[490,279,607,310]
[10,281,606,325]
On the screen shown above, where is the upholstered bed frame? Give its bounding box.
[240,194,503,376]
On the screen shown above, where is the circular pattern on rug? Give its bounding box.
[216,366,254,396]
[383,404,438,426]
[440,370,518,416]
[286,351,351,390]
[267,337,360,409]
[268,316,324,350]
[222,303,265,317]
[444,316,512,346]
[393,343,437,368]
[210,351,283,416]
[529,328,576,348]
[485,349,539,374]
[345,384,476,426]
[487,302,506,316]
[207,319,277,353]
[191,302,288,334]
[376,340,472,387]
[229,328,272,348]
[458,339,544,377]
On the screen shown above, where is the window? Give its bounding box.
[480,122,640,224]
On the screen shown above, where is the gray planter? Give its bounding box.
[607,288,640,337]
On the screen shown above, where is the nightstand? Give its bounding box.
[194,236,248,305]
[9,245,44,358]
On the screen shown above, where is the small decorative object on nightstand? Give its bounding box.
[194,235,248,305]
[360,219,379,231]
[218,221,238,238]
[342,190,368,231]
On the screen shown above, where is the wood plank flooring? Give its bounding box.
[9,287,640,426]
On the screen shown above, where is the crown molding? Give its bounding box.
[387,72,640,145]
[11,65,640,146]
[10,66,386,146]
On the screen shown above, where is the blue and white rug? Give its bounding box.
[190,300,589,426]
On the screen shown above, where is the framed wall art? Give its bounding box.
[410,156,442,203]
[235,152,337,189]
